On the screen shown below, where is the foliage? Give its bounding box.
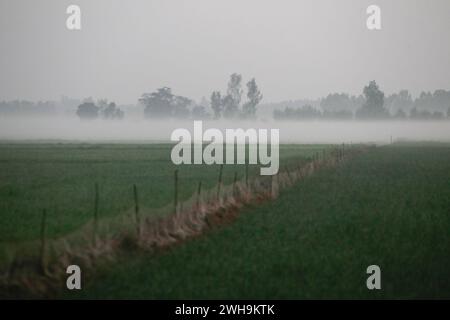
[273,105,321,120]
[242,78,263,119]
[355,80,389,119]
[223,73,243,119]
[210,91,222,119]
[76,102,99,120]
[140,87,192,119]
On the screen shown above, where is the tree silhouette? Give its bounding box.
[242,78,263,118]
[210,91,222,119]
[223,73,242,118]
[102,102,124,119]
[76,102,99,120]
[140,87,191,119]
[356,81,389,119]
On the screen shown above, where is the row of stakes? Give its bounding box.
[37,143,351,275]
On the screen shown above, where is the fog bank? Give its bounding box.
[0,117,449,144]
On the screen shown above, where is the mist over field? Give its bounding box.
[2,0,450,302]
[0,117,449,144]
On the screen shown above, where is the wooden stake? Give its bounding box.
[233,171,238,198]
[286,166,294,184]
[133,184,141,238]
[196,180,202,209]
[217,164,223,201]
[270,174,275,198]
[39,209,47,275]
[174,169,179,214]
[93,183,99,244]
[245,163,249,189]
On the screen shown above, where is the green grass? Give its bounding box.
[1,142,449,299]
[0,143,325,242]
[65,143,450,299]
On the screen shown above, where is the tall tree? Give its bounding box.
[102,102,124,119]
[356,80,389,119]
[242,78,263,118]
[223,73,243,118]
[210,91,222,119]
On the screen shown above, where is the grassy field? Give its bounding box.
[64,143,450,299]
[0,143,325,243]
[1,142,449,299]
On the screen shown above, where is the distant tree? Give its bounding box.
[322,110,353,120]
[242,78,263,118]
[320,93,362,116]
[191,105,210,119]
[296,105,321,119]
[82,97,95,104]
[139,87,192,118]
[385,90,413,114]
[222,95,236,119]
[0,100,56,116]
[356,80,389,119]
[76,102,99,120]
[410,107,418,119]
[199,96,210,109]
[140,87,173,118]
[172,95,192,119]
[273,105,321,120]
[223,73,243,118]
[417,110,432,119]
[414,90,450,113]
[97,99,109,110]
[350,95,365,111]
[431,111,444,120]
[320,93,352,112]
[102,102,124,119]
[210,91,223,119]
[409,107,443,120]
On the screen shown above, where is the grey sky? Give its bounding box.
[1,0,450,104]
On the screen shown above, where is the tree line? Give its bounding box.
[139,73,262,120]
[1,78,450,121]
[274,81,450,120]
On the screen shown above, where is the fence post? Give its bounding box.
[133,184,141,239]
[297,164,303,179]
[245,163,249,189]
[174,169,179,214]
[196,180,202,209]
[93,182,99,244]
[216,164,223,201]
[233,171,238,198]
[39,209,47,275]
[286,166,294,184]
[270,174,276,199]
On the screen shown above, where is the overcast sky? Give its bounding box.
[1,0,450,104]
